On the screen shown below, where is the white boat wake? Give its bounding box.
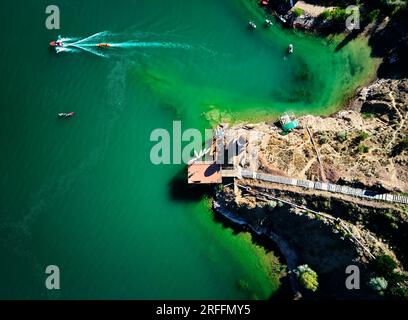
[52,31,192,58]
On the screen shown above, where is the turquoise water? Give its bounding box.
[0,0,375,299]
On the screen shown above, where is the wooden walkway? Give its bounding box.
[223,169,408,205]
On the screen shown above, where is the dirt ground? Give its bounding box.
[223,79,408,193]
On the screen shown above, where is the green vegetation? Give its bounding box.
[301,272,319,292]
[320,8,349,22]
[357,131,369,142]
[367,255,408,299]
[358,144,369,153]
[369,277,388,294]
[380,0,407,14]
[294,265,319,292]
[216,184,224,192]
[402,137,408,149]
[389,272,408,299]
[267,200,277,210]
[355,131,370,152]
[392,137,408,156]
[336,131,348,142]
[374,255,398,275]
[367,9,381,22]
[398,137,408,152]
[293,8,304,17]
[316,131,328,144]
[362,111,374,119]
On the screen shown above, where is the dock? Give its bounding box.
[188,161,222,184]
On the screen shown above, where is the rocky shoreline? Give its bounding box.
[260,0,407,77]
[201,0,408,299]
[213,200,303,299]
[212,76,407,298]
[204,2,407,297]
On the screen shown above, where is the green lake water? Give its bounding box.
[0,0,376,299]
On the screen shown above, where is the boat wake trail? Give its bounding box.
[53,31,192,58]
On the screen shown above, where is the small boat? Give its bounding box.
[58,112,75,118]
[96,43,111,48]
[50,35,64,48]
[278,15,287,24]
[50,40,63,47]
[265,19,273,27]
[288,44,294,54]
[248,21,257,29]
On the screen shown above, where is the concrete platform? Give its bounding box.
[188,162,222,184]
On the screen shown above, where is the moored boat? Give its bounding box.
[265,19,273,27]
[248,21,257,29]
[58,112,75,118]
[288,44,294,54]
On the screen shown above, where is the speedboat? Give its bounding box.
[96,43,111,48]
[248,21,257,29]
[50,40,63,47]
[58,112,75,118]
[288,44,294,54]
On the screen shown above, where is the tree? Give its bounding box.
[293,8,304,17]
[380,0,407,14]
[369,277,388,294]
[300,271,319,292]
[374,255,398,275]
[337,131,348,142]
[392,137,408,156]
[320,8,349,22]
[294,265,319,292]
[357,131,369,142]
[358,144,369,153]
[367,9,381,22]
[389,273,408,299]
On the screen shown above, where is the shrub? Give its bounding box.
[320,8,349,22]
[300,272,319,292]
[381,0,407,13]
[367,9,381,22]
[357,131,369,142]
[316,131,328,144]
[392,137,408,156]
[267,201,277,210]
[293,8,304,17]
[401,137,408,150]
[319,135,328,144]
[337,131,348,142]
[216,184,224,192]
[370,277,388,294]
[373,255,398,275]
[390,284,408,299]
[294,265,319,292]
[362,112,374,119]
[358,144,369,153]
[389,273,408,299]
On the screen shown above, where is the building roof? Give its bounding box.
[282,119,299,132]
